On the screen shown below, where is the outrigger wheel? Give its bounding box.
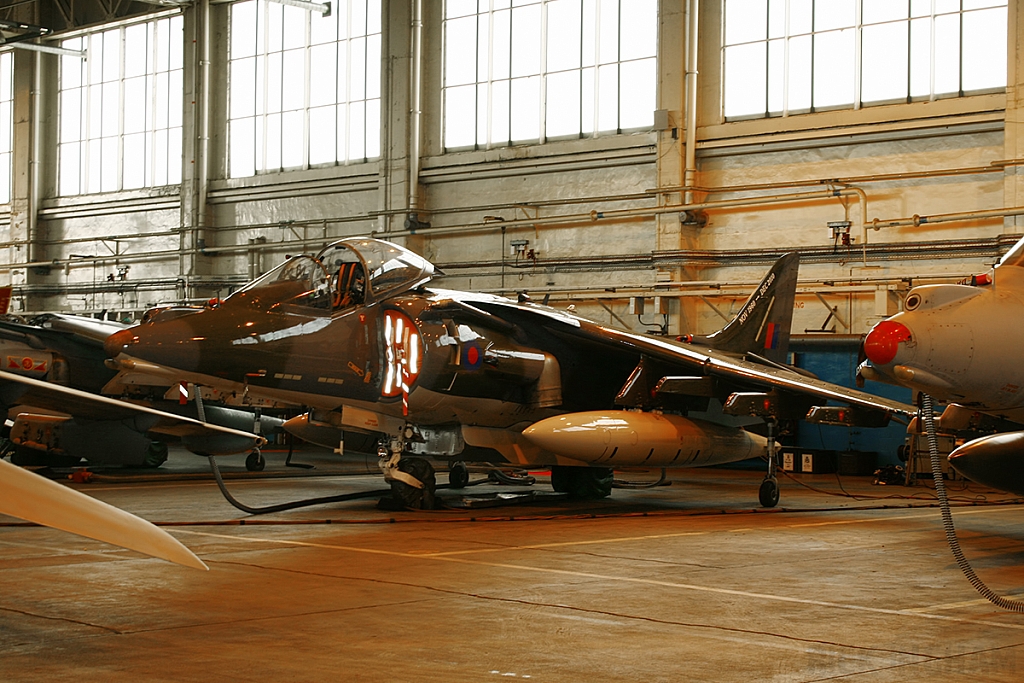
[389,457,437,509]
[245,449,266,472]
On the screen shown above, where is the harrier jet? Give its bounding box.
[104,238,914,508]
[860,233,1024,494]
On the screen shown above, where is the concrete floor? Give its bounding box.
[3,448,1024,682]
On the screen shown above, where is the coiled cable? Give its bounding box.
[921,392,1024,612]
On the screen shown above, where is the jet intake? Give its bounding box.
[948,431,1024,496]
[521,410,765,468]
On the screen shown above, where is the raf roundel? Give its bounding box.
[462,340,483,371]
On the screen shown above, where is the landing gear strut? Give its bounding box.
[758,420,780,508]
[378,428,436,509]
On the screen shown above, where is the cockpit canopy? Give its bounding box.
[230,237,436,314]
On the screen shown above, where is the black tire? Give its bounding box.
[245,449,266,472]
[10,446,80,468]
[389,457,437,509]
[140,441,169,469]
[759,477,780,508]
[448,461,469,489]
[551,465,613,500]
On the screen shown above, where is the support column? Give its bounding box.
[380,0,416,249]
[1005,0,1024,233]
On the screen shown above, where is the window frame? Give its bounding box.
[226,0,383,179]
[441,0,658,152]
[721,0,1008,122]
[57,13,185,196]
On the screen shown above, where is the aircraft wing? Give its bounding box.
[0,457,207,569]
[0,370,266,447]
[470,297,917,419]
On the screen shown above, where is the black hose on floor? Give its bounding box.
[921,393,1024,612]
[206,455,391,515]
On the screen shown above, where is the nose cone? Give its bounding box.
[863,320,912,366]
[105,327,137,358]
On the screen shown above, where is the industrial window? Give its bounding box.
[442,0,657,150]
[0,52,11,204]
[58,16,184,195]
[227,0,381,178]
[722,0,1008,120]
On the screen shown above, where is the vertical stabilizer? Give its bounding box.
[693,253,800,364]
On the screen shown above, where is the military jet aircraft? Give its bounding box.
[859,233,1024,494]
[0,313,282,469]
[103,238,914,508]
[0,456,206,569]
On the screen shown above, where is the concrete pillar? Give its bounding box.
[8,50,41,309]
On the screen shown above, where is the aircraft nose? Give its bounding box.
[105,327,137,358]
[863,320,912,366]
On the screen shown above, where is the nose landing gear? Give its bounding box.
[378,429,436,509]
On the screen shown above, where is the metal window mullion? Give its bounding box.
[149,24,158,187]
[261,0,271,173]
[538,1,548,144]
[782,0,791,117]
[506,4,513,146]
[616,0,622,134]
[810,1,816,111]
[485,2,494,149]
[578,0,583,137]
[118,26,126,190]
[592,0,601,134]
[763,3,770,117]
[854,0,862,110]
[929,0,936,100]
[333,10,340,165]
[303,11,311,169]
[958,0,964,97]
[906,10,912,102]
[360,0,367,161]
[343,0,351,163]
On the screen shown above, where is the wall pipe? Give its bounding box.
[407,0,423,217]
[869,206,1024,230]
[375,187,866,239]
[195,0,212,272]
[28,50,41,264]
[683,0,699,205]
[656,163,1005,196]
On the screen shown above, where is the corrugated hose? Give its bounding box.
[921,392,1024,612]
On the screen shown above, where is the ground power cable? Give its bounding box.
[921,392,1024,612]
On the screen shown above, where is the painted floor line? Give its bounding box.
[174,528,1024,632]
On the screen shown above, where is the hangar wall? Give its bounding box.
[0,0,1019,343]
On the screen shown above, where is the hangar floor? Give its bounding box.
[3,448,1024,682]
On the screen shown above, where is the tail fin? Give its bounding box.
[694,253,799,364]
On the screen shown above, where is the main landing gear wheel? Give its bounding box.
[550,465,613,499]
[448,461,469,489]
[759,477,780,508]
[390,457,437,509]
[245,449,266,472]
